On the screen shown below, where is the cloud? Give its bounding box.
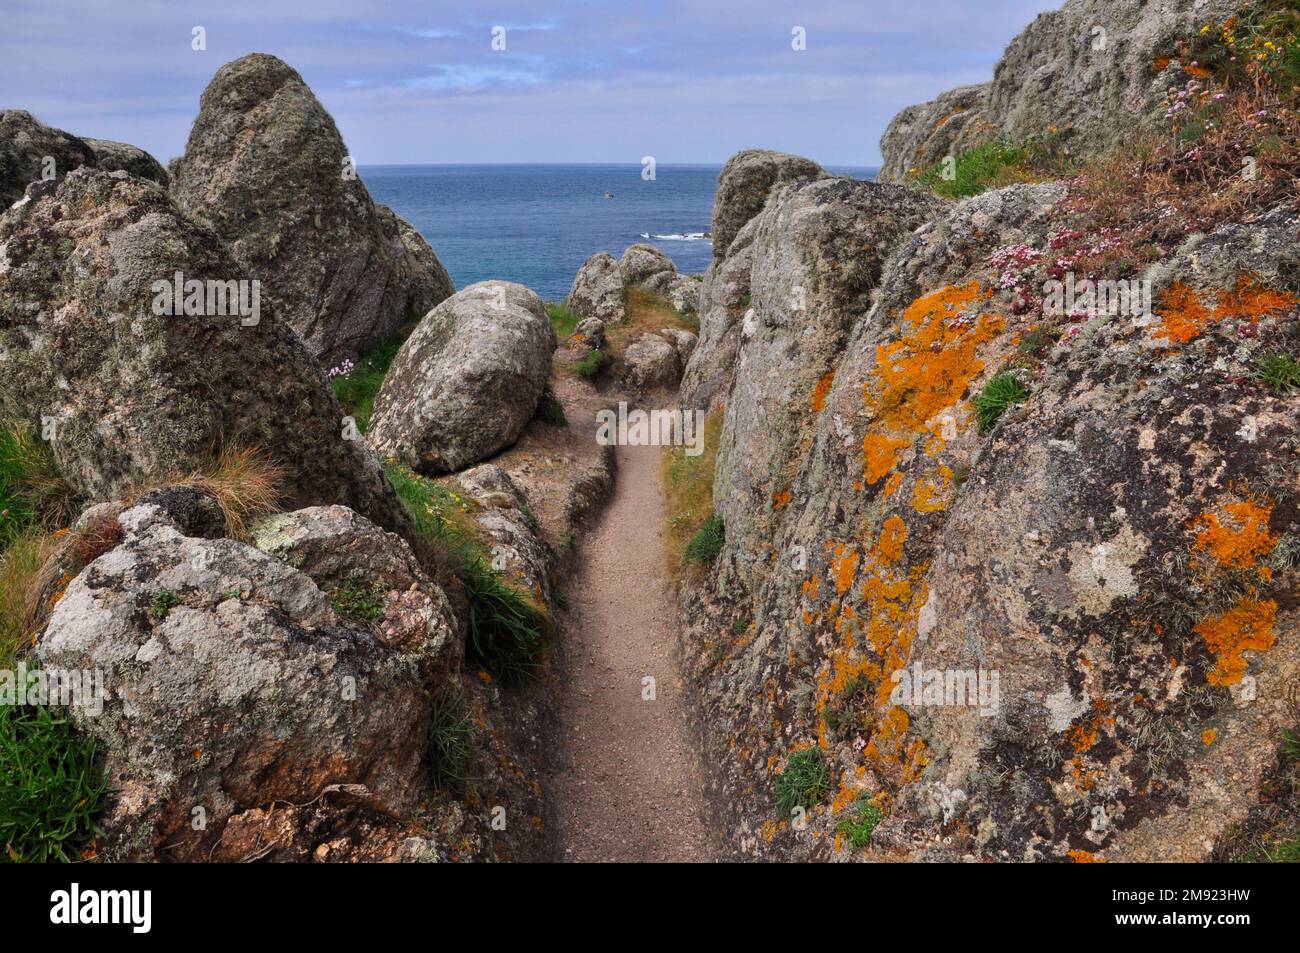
[0,0,1053,165]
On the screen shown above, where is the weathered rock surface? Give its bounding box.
[169,53,453,366]
[623,333,682,390]
[710,149,828,259]
[568,251,625,322]
[0,108,95,207]
[36,500,449,860]
[878,0,1243,182]
[81,137,169,185]
[0,167,408,530]
[253,505,459,671]
[711,178,944,594]
[368,281,557,475]
[680,176,1300,862]
[619,243,676,287]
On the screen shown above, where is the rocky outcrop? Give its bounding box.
[568,251,625,322]
[0,167,408,531]
[679,172,1300,862]
[619,243,676,287]
[368,281,557,475]
[0,108,95,207]
[711,178,944,594]
[710,149,828,259]
[878,0,1243,181]
[169,53,453,366]
[623,333,682,391]
[35,498,452,860]
[81,137,169,185]
[877,84,991,183]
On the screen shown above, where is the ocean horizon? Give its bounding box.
[362,163,878,301]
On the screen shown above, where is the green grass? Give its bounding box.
[327,574,386,625]
[836,796,883,849]
[329,322,417,434]
[575,350,604,380]
[0,703,105,862]
[0,424,74,545]
[546,301,582,340]
[685,515,725,564]
[774,748,830,816]
[385,463,551,685]
[427,691,474,793]
[975,372,1030,433]
[1256,352,1300,394]
[149,588,179,620]
[1,529,54,671]
[920,142,1031,199]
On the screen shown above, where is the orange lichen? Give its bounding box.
[1196,597,1277,686]
[1192,499,1276,570]
[830,544,860,595]
[861,282,1001,485]
[875,515,908,565]
[1155,277,1297,344]
[882,470,904,498]
[811,370,836,412]
[1068,849,1106,863]
[1202,728,1218,746]
[912,465,955,514]
[772,489,792,511]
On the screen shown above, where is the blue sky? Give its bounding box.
[2,1,1052,166]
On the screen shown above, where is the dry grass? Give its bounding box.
[660,407,723,584]
[0,528,56,668]
[169,444,287,540]
[605,287,699,359]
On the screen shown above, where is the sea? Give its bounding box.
[361,163,878,302]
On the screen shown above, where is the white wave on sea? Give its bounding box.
[639,232,711,242]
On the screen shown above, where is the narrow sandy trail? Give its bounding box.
[549,442,714,862]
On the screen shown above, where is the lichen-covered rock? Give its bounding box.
[662,273,703,316]
[81,137,169,185]
[711,178,944,593]
[169,53,453,366]
[0,108,95,207]
[35,501,448,860]
[659,327,697,365]
[710,149,828,259]
[572,316,606,350]
[619,243,676,287]
[368,281,557,475]
[253,504,459,671]
[680,217,760,412]
[877,84,991,183]
[568,251,625,322]
[0,167,408,531]
[878,0,1243,182]
[680,178,1300,863]
[456,464,554,604]
[623,333,682,390]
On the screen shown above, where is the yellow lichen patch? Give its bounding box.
[912,465,955,514]
[1191,499,1276,571]
[829,544,860,595]
[1154,277,1297,345]
[811,370,836,412]
[1196,597,1278,686]
[861,282,1001,486]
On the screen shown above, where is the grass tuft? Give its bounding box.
[427,691,474,793]
[774,748,830,816]
[685,515,725,565]
[545,301,582,340]
[173,445,285,541]
[327,574,386,625]
[661,409,722,580]
[0,702,105,863]
[836,796,884,849]
[976,373,1030,433]
[0,424,75,545]
[0,530,57,670]
[1256,351,1300,394]
[919,142,1033,198]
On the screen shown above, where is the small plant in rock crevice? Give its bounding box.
[976,373,1030,433]
[837,796,884,849]
[427,691,474,794]
[685,515,725,564]
[149,588,179,620]
[774,747,830,816]
[327,574,386,625]
[1255,351,1300,393]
